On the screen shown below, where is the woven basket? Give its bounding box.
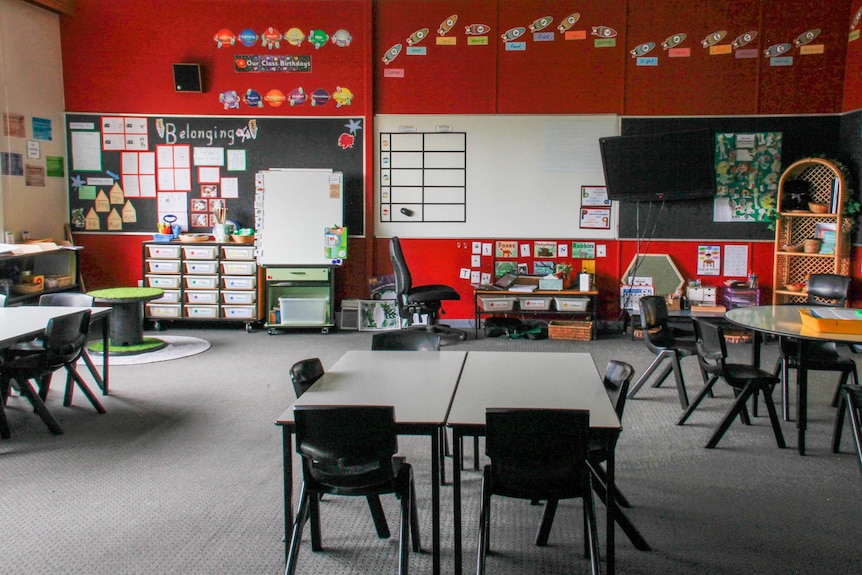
[548,320,592,341]
[803,238,822,253]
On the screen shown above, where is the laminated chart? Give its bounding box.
[379,132,466,222]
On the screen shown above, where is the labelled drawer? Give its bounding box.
[478,295,516,311]
[146,274,181,289]
[153,289,181,303]
[185,290,220,304]
[222,245,255,260]
[182,245,218,259]
[518,296,553,311]
[185,275,219,290]
[185,261,219,274]
[221,260,256,275]
[222,290,256,304]
[146,244,181,259]
[266,267,329,282]
[222,305,257,319]
[147,259,181,274]
[554,297,589,312]
[223,275,257,290]
[146,303,181,318]
[185,305,219,318]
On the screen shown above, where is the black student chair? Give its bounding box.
[775,273,858,418]
[832,384,862,478]
[371,330,442,351]
[682,318,785,449]
[286,405,420,575]
[477,408,599,575]
[627,296,698,409]
[536,360,651,553]
[390,237,465,341]
[288,357,391,530]
[0,309,105,438]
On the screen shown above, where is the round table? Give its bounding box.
[88,287,164,347]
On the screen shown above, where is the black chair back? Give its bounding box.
[371,330,441,351]
[43,309,92,367]
[692,318,727,378]
[390,236,413,300]
[639,296,675,351]
[806,274,850,307]
[39,292,95,307]
[294,405,398,492]
[289,358,324,398]
[604,360,635,419]
[485,408,591,498]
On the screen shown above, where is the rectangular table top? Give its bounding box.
[0,306,110,349]
[275,350,468,427]
[447,351,621,430]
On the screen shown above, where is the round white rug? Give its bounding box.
[85,335,211,366]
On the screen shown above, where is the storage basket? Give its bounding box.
[548,320,592,341]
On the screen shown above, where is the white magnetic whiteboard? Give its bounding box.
[375,114,620,239]
[257,169,343,265]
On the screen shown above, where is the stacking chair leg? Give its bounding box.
[706,384,785,449]
[831,368,858,407]
[0,395,9,439]
[366,495,391,539]
[17,377,64,435]
[64,368,106,413]
[677,375,719,425]
[583,490,601,575]
[832,387,862,477]
[588,462,632,508]
[285,485,311,575]
[535,499,558,546]
[629,350,689,408]
[476,467,492,575]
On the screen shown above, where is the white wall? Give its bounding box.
[0,0,66,243]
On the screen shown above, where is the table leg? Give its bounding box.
[797,343,807,456]
[431,431,440,575]
[282,426,294,563]
[452,427,463,575]
[606,436,617,575]
[108,301,146,346]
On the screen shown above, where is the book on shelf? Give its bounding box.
[831,177,839,213]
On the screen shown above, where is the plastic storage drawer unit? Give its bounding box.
[182,245,218,259]
[147,304,181,318]
[554,297,590,312]
[223,275,257,290]
[147,260,181,274]
[221,261,256,275]
[222,290,256,304]
[222,305,256,319]
[146,274,181,289]
[184,261,219,275]
[518,296,553,311]
[185,290,219,304]
[185,305,218,318]
[221,245,255,260]
[146,245,181,259]
[279,297,328,325]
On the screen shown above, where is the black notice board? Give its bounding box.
[618,115,842,240]
[65,114,364,236]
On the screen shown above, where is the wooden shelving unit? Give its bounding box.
[772,157,852,304]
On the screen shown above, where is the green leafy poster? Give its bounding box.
[714,132,782,222]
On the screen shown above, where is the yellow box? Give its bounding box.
[798,309,862,334]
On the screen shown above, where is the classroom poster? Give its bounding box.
[714,132,782,223]
[697,245,721,276]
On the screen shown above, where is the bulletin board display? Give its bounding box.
[65,114,365,236]
[375,114,619,239]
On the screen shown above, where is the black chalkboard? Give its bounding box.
[65,114,364,236]
[618,115,842,240]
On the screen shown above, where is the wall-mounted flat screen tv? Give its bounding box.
[599,129,717,202]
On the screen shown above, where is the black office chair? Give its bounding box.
[627,296,698,409]
[775,273,858,417]
[681,318,785,449]
[0,309,105,439]
[832,384,862,478]
[371,330,442,351]
[288,358,389,530]
[389,237,465,341]
[286,405,420,575]
[477,408,599,575]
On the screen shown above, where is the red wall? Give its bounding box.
[844,1,862,111]
[59,1,862,323]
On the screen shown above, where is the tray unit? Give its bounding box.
[477,295,517,311]
[517,296,553,311]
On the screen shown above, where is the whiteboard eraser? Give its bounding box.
[436,125,452,132]
[398,125,416,133]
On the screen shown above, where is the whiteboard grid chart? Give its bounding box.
[379,132,466,223]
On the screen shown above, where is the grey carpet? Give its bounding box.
[85,335,211,365]
[1,326,860,575]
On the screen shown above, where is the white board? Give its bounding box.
[375,114,620,239]
[257,169,343,265]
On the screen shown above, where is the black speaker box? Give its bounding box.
[173,63,203,92]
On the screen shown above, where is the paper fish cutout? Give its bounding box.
[529,16,553,33]
[382,43,402,64]
[631,42,656,57]
[592,26,618,38]
[662,33,686,50]
[701,30,727,47]
[558,13,580,33]
[764,43,791,58]
[407,28,429,46]
[794,29,820,47]
[501,27,526,42]
[732,31,758,49]
[465,24,490,36]
[438,15,458,36]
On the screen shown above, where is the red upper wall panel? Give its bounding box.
[844,1,862,111]
[758,0,850,115]
[60,0,370,116]
[495,0,627,114]
[373,0,498,114]
[624,0,762,116]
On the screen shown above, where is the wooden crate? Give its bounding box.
[549,320,592,341]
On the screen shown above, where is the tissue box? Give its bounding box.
[539,277,563,291]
